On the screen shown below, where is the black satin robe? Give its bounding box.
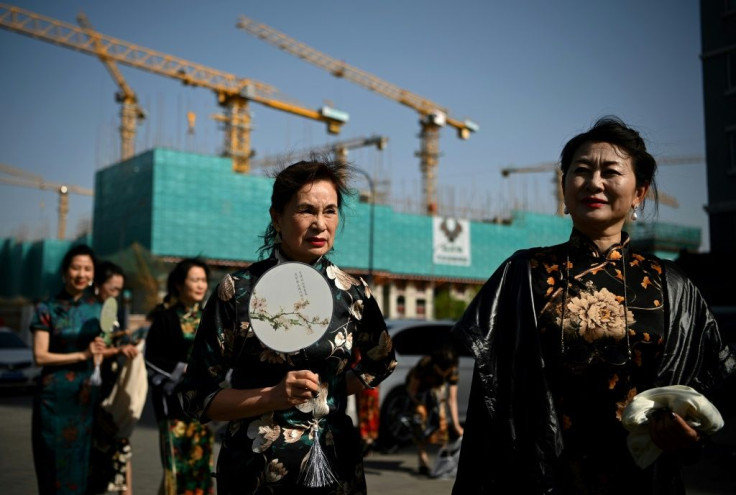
[451,239,736,494]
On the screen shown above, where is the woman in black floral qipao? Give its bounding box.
[452,117,735,494]
[180,159,397,494]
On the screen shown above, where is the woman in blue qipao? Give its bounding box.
[180,159,397,494]
[31,244,107,494]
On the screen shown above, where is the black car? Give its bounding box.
[0,328,40,392]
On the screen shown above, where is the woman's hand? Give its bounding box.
[118,344,139,359]
[271,370,321,409]
[89,337,106,364]
[89,336,106,355]
[205,370,322,421]
[649,409,700,452]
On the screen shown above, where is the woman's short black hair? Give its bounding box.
[258,155,350,259]
[559,116,658,210]
[60,244,97,274]
[166,257,209,300]
[94,260,124,288]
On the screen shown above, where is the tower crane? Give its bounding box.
[0,162,93,240]
[500,155,704,216]
[252,135,390,203]
[0,4,349,173]
[237,15,479,214]
[76,12,145,161]
[251,134,388,169]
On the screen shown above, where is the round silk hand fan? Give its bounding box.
[91,297,119,386]
[248,262,333,353]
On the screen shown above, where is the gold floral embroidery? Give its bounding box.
[326,265,360,291]
[608,374,619,390]
[566,288,635,342]
[282,428,303,444]
[247,414,281,452]
[218,274,235,301]
[265,459,287,482]
[350,300,364,320]
[367,330,393,360]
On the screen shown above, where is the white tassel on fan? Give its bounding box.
[297,419,337,488]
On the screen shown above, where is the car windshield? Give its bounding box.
[0,332,27,349]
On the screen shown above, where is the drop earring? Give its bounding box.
[563,205,569,215]
[630,205,638,222]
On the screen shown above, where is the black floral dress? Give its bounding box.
[531,229,666,492]
[146,301,214,495]
[180,254,397,495]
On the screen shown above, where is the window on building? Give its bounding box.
[396,295,405,316]
[416,298,426,317]
[728,129,736,173]
[728,51,736,92]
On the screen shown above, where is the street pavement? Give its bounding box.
[1,388,734,494]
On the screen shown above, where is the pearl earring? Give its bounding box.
[630,205,638,222]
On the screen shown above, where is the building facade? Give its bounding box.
[700,0,736,254]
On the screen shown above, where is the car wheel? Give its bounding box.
[378,386,415,450]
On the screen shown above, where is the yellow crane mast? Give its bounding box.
[76,12,145,161]
[500,155,704,215]
[0,162,93,240]
[237,15,479,214]
[0,4,349,173]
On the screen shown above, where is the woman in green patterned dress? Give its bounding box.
[31,244,107,494]
[145,257,213,495]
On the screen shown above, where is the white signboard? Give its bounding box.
[433,217,471,266]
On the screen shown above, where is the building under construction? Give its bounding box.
[0,147,702,324]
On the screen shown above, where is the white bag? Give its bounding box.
[430,436,463,479]
[102,341,149,438]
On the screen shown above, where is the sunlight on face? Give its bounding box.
[178,266,208,306]
[65,255,94,297]
[271,180,339,264]
[563,141,647,242]
[98,274,124,301]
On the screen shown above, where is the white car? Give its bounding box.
[376,319,474,449]
[0,328,40,391]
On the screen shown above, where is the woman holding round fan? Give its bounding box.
[180,158,397,494]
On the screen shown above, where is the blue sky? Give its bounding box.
[0,1,711,250]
